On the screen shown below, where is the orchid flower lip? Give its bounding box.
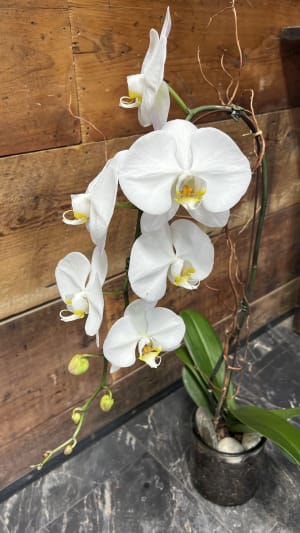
[137,337,162,368]
[119,95,140,109]
[175,174,207,209]
[59,309,84,322]
[62,210,88,226]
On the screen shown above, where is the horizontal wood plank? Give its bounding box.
[0,204,298,446]
[0,276,298,489]
[4,2,67,7]
[69,0,300,141]
[1,107,299,319]
[0,7,80,155]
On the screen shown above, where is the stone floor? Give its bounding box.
[0,316,299,533]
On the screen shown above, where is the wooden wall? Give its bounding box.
[0,0,299,489]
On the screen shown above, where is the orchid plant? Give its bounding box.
[34,6,300,470]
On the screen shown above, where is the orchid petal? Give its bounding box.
[160,6,171,39]
[187,204,230,228]
[150,81,170,130]
[141,28,159,73]
[190,127,251,212]
[127,73,145,101]
[85,280,104,336]
[87,155,121,248]
[171,219,214,280]
[145,306,186,351]
[84,248,107,336]
[119,132,179,214]
[70,193,90,219]
[124,299,155,335]
[103,316,139,368]
[90,247,108,286]
[129,225,174,301]
[142,34,167,94]
[162,119,196,169]
[55,252,90,302]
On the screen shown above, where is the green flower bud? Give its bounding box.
[68,354,89,375]
[100,392,114,412]
[64,445,73,456]
[71,410,81,424]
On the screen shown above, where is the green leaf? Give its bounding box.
[269,407,300,420]
[176,346,213,398]
[175,346,194,368]
[180,309,236,409]
[182,366,211,411]
[232,405,300,464]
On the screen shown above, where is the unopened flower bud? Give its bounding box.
[100,392,114,412]
[71,410,81,424]
[42,450,51,458]
[68,354,89,375]
[64,445,73,456]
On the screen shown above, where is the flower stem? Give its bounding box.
[186,104,268,421]
[167,84,191,115]
[186,104,236,121]
[246,156,268,298]
[32,359,109,470]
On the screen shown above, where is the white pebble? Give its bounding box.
[242,432,262,450]
[217,437,244,453]
[217,437,244,464]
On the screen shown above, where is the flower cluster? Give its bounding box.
[55,7,251,375]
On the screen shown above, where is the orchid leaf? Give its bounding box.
[269,407,300,420]
[175,346,194,368]
[232,405,300,464]
[176,346,213,399]
[182,366,211,411]
[180,309,236,409]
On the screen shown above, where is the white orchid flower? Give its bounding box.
[62,151,126,252]
[103,299,185,372]
[55,247,107,337]
[128,219,214,302]
[119,7,171,130]
[119,120,251,227]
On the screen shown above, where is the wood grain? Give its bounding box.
[0,203,298,447]
[0,7,80,156]
[0,0,299,493]
[0,276,298,489]
[69,0,300,141]
[1,107,299,319]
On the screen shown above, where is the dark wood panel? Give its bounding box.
[0,204,298,445]
[0,138,139,319]
[1,107,299,319]
[0,7,80,155]
[3,2,67,6]
[0,277,298,489]
[69,0,300,141]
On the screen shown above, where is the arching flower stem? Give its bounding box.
[191,105,268,424]
[167,84,191,115]
[31,358,109,470]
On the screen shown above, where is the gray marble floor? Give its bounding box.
[0,316,299,533]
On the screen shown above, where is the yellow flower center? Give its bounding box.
[139,343,162,366]
[73,211,89,223]
[175,176,206,208]
[128,90,142,105]
[73,309,86,319]
[174,266,196,286]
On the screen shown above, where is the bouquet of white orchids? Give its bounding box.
[35,7,300,468]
